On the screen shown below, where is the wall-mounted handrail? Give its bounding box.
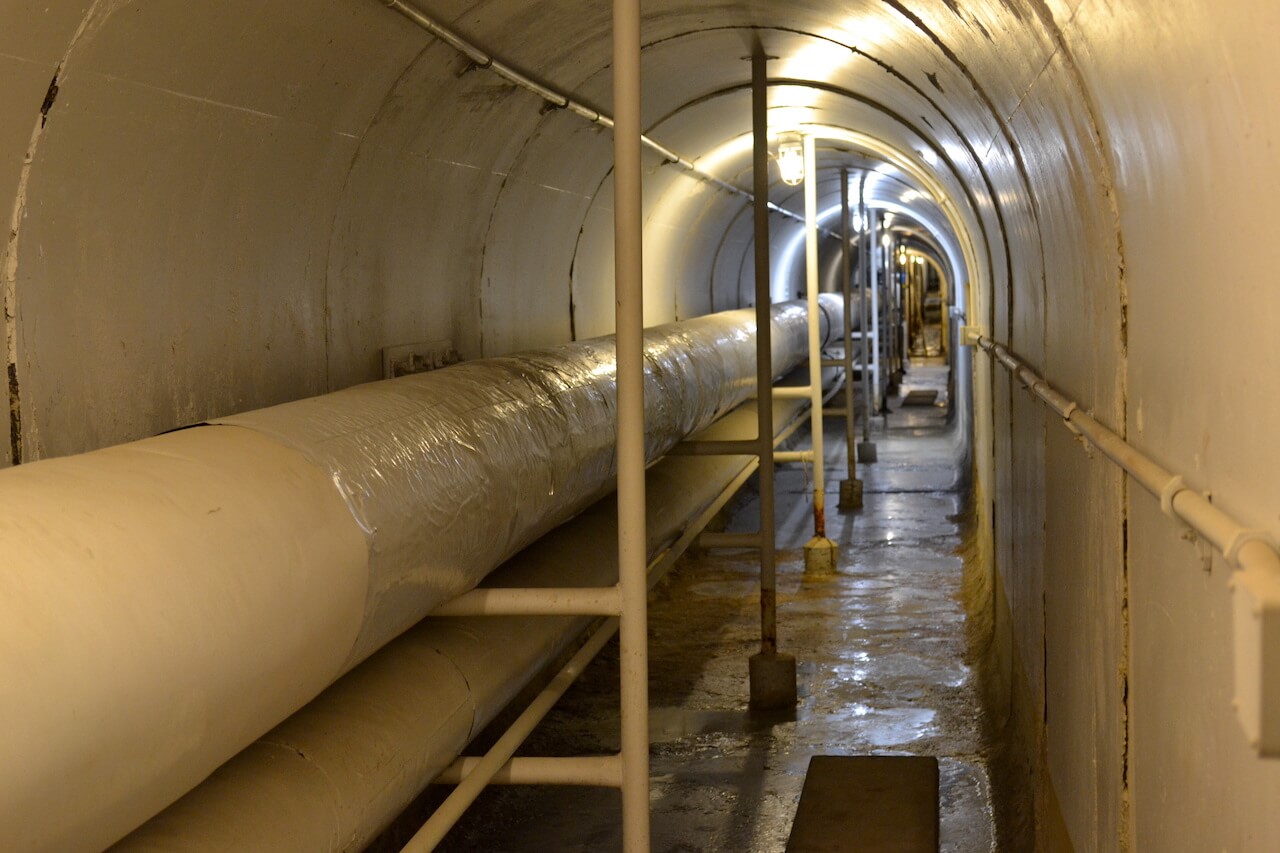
[974,334,1280,756]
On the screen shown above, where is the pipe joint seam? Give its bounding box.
[1160,475,1187,519]
[1226,529,1279,569]
[1062,407,1084,437]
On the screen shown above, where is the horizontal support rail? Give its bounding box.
[775,450,815,463]
[976,335,1280,756]
[669,438,764,456]
[431,586,622,617]
[437,755,623,788]
[697,531,762,549]
[772,386,814,399]
[402,617,621,851]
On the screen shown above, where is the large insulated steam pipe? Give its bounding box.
[115,398,814,851]
[0,298,842,851]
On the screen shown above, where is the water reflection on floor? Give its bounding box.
[431,363,995,852]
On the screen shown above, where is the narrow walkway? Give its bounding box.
[424,362,994,852]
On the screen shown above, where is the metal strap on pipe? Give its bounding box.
[975,335,1280,755]
[377,0,820,230]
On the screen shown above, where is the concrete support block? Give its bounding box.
[749,651,797,709]
[804,536,838,574]
[838,478,863,511]
[856,441,878,463]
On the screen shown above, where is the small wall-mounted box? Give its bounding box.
[382,340,460,379]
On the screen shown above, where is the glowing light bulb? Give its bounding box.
[776,138,804,186]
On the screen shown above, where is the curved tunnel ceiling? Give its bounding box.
[0,0,1115,461]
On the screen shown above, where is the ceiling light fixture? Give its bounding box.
[776,134,805,186]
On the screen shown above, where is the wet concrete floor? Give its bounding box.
[429,362,995,852]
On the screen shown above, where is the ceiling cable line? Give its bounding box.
[380,0,826,230]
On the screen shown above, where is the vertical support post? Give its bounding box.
[837,168,862,510]
[856,172,876,462]
[869,210,883,413]
[888,227,901,390]
[747,41,796,710]
[612,0,649,848]
[801,135,837,574]
[898,250,905,361]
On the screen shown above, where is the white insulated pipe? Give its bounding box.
[0,428,370,851]
[0,301,830,851]
[113,397,816,851]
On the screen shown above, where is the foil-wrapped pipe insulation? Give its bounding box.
[0,297,843,851]
[211,296,843,667]
[114,398,816,852]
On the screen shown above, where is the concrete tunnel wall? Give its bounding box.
[1,1,1278,849]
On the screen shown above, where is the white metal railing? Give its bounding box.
[401,392,817,849]
[971,331,1280,756]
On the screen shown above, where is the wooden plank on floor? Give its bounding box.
[785,755,939,852]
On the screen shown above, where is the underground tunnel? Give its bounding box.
[2,0,1279,850]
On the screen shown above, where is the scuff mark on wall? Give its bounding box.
[2,0,118,465]
[1,104,43,466]
[1119,513,1132,853]
[38,75,60,127]
[567,228,582,341]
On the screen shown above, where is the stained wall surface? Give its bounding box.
[2,0,1280,849]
